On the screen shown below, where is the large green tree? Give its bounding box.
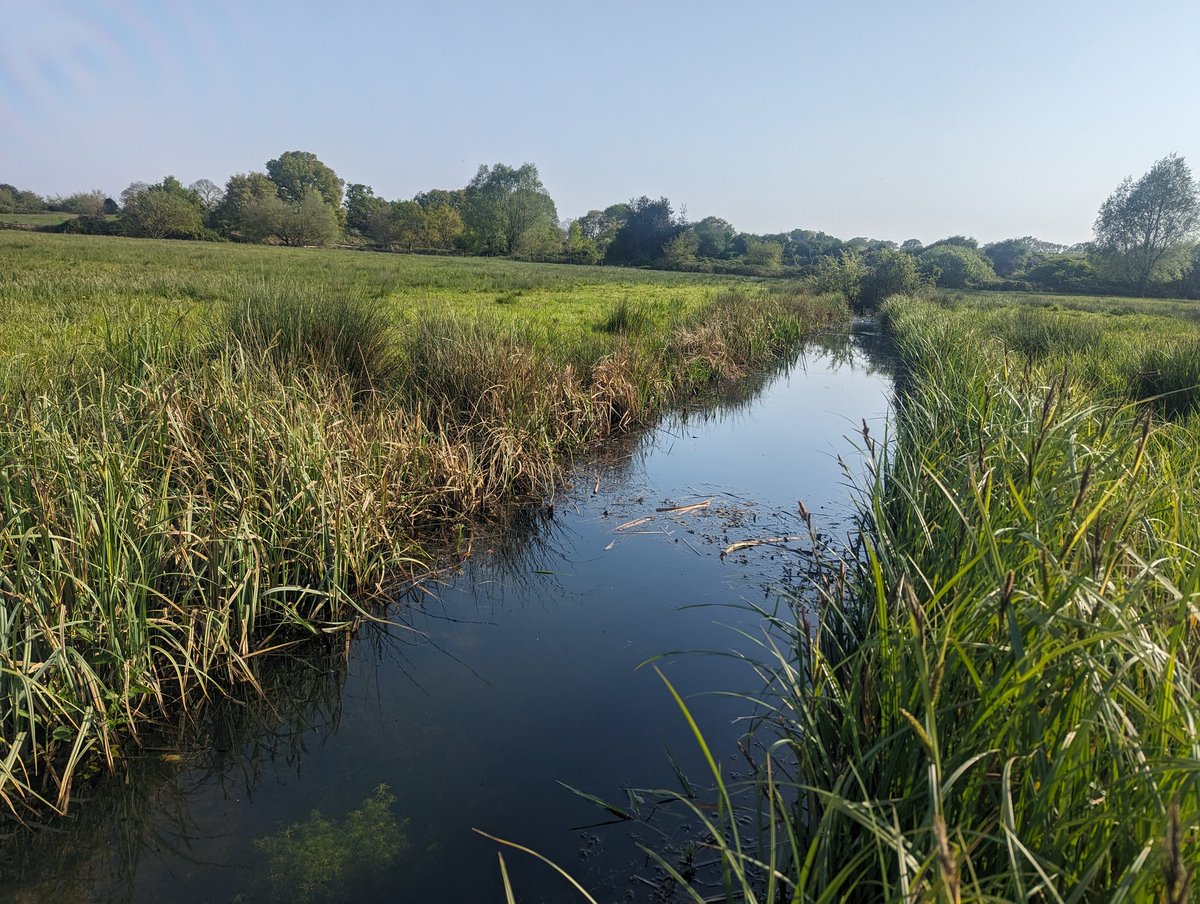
[1094,154,1200,295]
[345,183,388,237]
[605,196,682,265]
[266,151,345,211]
[211,172,277,236]
[462,163,559,255]
[240,189,339,247]
[691,216,736,258]
[276,189,340,246]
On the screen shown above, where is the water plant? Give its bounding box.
[252,784,407,903]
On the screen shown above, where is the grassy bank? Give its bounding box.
[634,293,1200,901]
[0,231,846,821]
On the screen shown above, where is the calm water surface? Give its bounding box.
[9,324,894,903]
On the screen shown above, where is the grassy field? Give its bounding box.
[650,290,1200,901]
[0,213,81,228]
[0,231,771,365]
[0,231,846,821]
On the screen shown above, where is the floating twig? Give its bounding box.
[721,535,807,557]
[655,499,711,514]
[614,515,655,531]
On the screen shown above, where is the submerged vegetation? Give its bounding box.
[577,293,1199,900]
[253,784,408,903]
[0,231,846,821]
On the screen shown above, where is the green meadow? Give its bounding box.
[0,213,81,228]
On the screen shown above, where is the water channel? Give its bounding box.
[8,322,895,903]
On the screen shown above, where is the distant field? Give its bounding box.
[0,211,79,226]
[943,286,1200,320]
[0,230,769,364]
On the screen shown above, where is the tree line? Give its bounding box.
[3,151,1198,300]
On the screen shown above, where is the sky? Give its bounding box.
[2,0,1199,246]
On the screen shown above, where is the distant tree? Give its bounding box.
[48,190,106,216]
[119,179,204,239]
[155,175,203,206]
[1025,237,1068,256]
[513,219,563,258]
[238,193,286,243]
[414,188,465,211]
[860,248,925,310]
[236,188,338,247]
[744,239,784,270]
[189,179,223,212]
[275,189,340,246]
[102,197,119,215]
[982,237,1043,278]
[787,229,846,266]
[605,196,682,265]
[120,182,150,207]
[691,216,737,258]
[577,204,629,258]
[1094,154,1200,295]
[266,151,345,211]
[661,230,700,268]
[1181,245,1200,299]
[1025,255,1099,293]
[919,244,996,288]
[926,235,979,251]
[810,250,867,305]
[900,238,924,253]
[384,200,424,249]
[345,183,388,238]
[1,185,46,213]
[461,163,559,255]
[211,172,277,236]
[422,203,465,249]
[565,220,601,263]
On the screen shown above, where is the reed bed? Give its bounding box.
[590,296,1200,901]
[0,266,845,821]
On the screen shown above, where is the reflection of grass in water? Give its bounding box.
[252,784,407,903]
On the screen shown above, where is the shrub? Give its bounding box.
[919,243,997,288]
[860,248,925,311]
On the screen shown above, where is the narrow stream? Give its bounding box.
[9,322,894,903]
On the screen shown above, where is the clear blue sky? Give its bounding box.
[3,0,1198,245]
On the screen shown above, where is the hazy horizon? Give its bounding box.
[3,0,1199,247]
